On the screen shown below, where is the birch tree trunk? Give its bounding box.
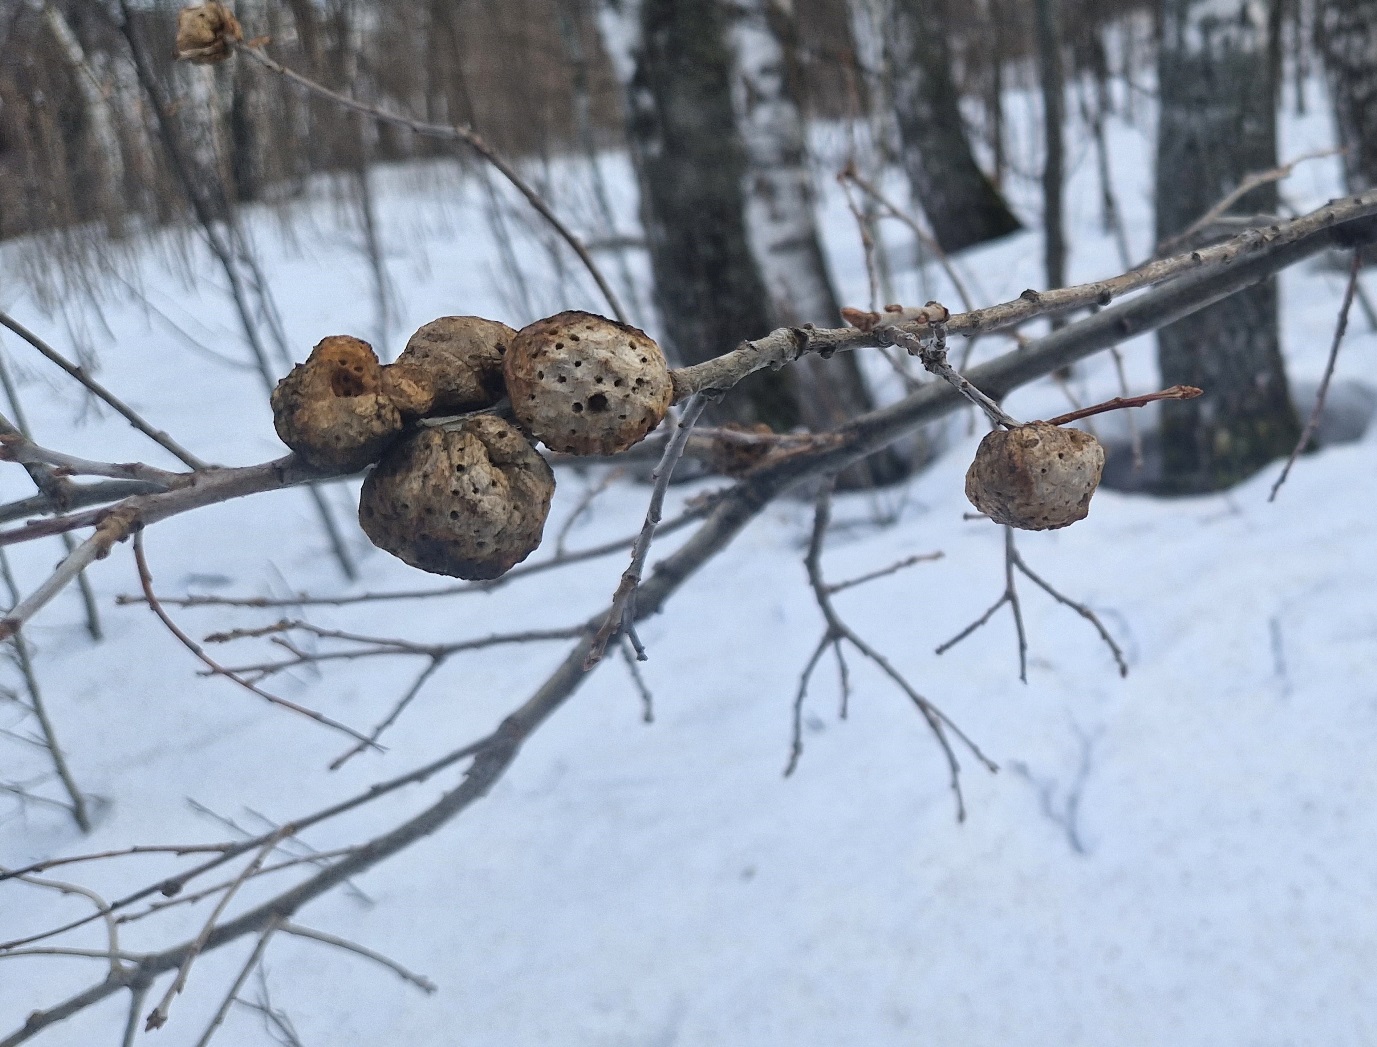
[1155,0,1300,493]
[1317,0,1377,194]
[598,0,906,486]
[725,0,904,484]
[42,3,124,222]
[884,0,1023,253]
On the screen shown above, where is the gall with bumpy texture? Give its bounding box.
[396,316,514,414]
[175,3,243,64]
[965,422,1105,531]
[504,311,673,455]
[271,336,404,472]
[358,417,556,580]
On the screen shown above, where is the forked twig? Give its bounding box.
[936,526,1128,681]
[787,482,995,821]
[0,313,206,469]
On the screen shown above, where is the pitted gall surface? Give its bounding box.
[505,311,673,455]
[380,362,435,417]
[358,416,555,580]
[271,336,402,471]
[965,422,1105,531]
[396,316,514,413]
[175,3,242,64]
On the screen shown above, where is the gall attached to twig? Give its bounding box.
[396,316,515,414]
[965,422,1105,530]
[175,3,243,64]
[504,311,673,456]
[358,417,556,580]
[271,336,432,471]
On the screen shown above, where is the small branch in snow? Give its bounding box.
[936,525,1128,682]
[1270,250,1361,501]
[229,41,627,324]
[786,480,995,822]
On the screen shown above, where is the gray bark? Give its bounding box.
[1155,0,1300,492]
[884,0,1023,253]
[1318,0,1377,194]
[727,0,903,485]
[599,0,907,484]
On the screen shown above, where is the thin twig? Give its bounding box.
[191,919,282,1047]
[1041,384,1202,427]
[232,42,626,323]
[586,396,708,667]
[1270,251,1361,501]
[0,313,206,469]
[0,550,90,831]
[278,923,436,994]
[839,163,978,312]
[885,323,1019,429]
[1157,147,1343,257]
[618,637,655,724]
[0,507,137,641]
[788,482,995,819]
[131,531,376,746]
[826,551,943,595]
[937,526,1127,680]
[145,833,283,1031]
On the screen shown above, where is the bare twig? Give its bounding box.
[1041,384,1202,427]
[278,923,436,994]
[0,357,101,639]
[825,551,943,595]
[839,163,977,312]
[619,637,655,724]
[0,507,138,642]
[1157,147,1343,257]
[145,834,283,1031]
[884,322,1019,429]
[0,313,207,469]
[586,396,708,667]
[131,531,376,746]
[937,526,1127,681]
[787,482,995,820]
[190,919,282,1047]
[232,41,626,323]
[1270,251,1361,501]
[555,468,624,556]
[0,550,90,831]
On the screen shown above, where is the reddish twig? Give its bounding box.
[1042,384,1202,428]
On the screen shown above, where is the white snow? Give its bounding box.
[1,77,1375,1047]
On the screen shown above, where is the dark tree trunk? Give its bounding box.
[1155,0,1300,493]
[600,0,906,485]
[1318,0,1377,193]
[619,0,787,429]
[1035,0,1067,294]
[885,0,1023,253]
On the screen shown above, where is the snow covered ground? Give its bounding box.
[2,82,1375,1046]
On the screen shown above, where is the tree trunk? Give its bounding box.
[726,0,906,484]
[1317,0,1377,193]
[884,0,1023,253]
[1155,0,1300,493]
[1034,0,1066,294]
[598,0,905,485]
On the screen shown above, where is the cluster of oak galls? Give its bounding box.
[271,311,674,580]
[271,310,1105,582]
